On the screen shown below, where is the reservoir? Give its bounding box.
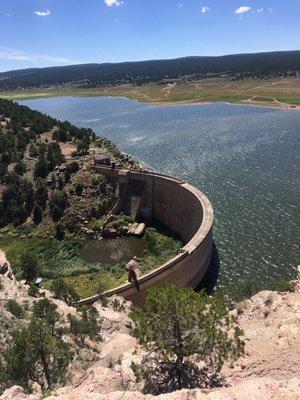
[78,237,148,265]
[19,97,300,289]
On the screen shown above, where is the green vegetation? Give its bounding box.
[0,225,182,299]
[0,299,73,392]
[0,99,183,299]
[0,51,299,91]
[1,76,299,108]
[18,251,39,284]
[0,297,105,394]
[131,283,244,394]
[51,278,79,305]
[5,300,25,319]
[140,227,182,274]
[68,306,102,346]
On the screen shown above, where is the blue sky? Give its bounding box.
[0,0,299,72]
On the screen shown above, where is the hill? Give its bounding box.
[0,99,182,298]
[0,51,299,91]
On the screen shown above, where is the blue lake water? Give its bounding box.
[20,97,300,289]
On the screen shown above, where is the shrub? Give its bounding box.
[68,306,101,345]
[32,299,60,331]
[52,278,79,305]
[49,190,68,211]
[33,204,43,225]
[271,280,295,292]
[5,300,25,319]
[66,161,79,174]
[14,161,26,175]
[2,316,73,391]
[51,205,64,222]
[27,285,40,298]
[130,283,244,394]
[75,182,84,196]
[19,251,39,284]
[55,223,65,240]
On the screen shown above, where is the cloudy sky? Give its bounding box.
[0,0,299,71]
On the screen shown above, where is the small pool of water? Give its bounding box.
[78,237,148,265]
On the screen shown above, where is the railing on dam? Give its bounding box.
[78,166,214,305]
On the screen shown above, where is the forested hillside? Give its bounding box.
[0,99,129,231]
[0,51,299,91]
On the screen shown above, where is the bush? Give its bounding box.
[32,299,60,330]
[5,300,25,319]
[66,162,79,174]
[51,205,64,222]
[49,190,68,211]
[19,251,39,284]
[52,278,79,305]
[55,223,65,240]
[2,316,73,391]
[130,283,244,394]
[33,204,43,225]
[68,306,101,345]
[75,182,84,196]
[271,280,295,292]
[27,285,40,298]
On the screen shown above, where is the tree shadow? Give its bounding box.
[196,241,220,295]
[142,361,224,395]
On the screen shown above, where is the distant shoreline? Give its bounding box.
[1,81,300,111]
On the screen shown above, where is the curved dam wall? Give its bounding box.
[78,167,214,305]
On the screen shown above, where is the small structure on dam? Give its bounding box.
[78,166,214,305]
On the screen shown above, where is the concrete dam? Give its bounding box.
[79,166,214,305]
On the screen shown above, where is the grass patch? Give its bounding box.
[277,97,300,105]
[0,225,183,299]
[252,96,275,102]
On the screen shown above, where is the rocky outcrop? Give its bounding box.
[1,275,299,400]
[2,378,300,400]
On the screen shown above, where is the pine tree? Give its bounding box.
[33,204,43,225]
[130,283,244,393]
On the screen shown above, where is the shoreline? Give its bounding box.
[1,91,300,111]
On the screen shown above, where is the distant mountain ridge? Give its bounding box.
[0,51,299,91]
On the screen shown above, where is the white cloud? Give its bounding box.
[104,0,123,7]
[235,6,251,14]
[178,3,184,8]
[257,8,274,14]
[34,10,51,17]
[201,6,210,14]
[0,47,78,65]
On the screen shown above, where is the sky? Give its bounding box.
[0,0,299,72]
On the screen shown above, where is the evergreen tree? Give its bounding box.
[35,178,48,209]
[19,252,39,284]
[33,204,43,225]
[2,317,73,390]
[51,205,64,222]
[55,223,65,240]
[68,306,101,346]
[52,278,79,306]
[131,283,244,393]
[34,155,48,178]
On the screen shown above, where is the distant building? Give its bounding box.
[93,153,111,166]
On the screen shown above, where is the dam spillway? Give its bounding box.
[78,166,214,305]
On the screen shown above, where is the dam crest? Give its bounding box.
[78,167,214,305]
